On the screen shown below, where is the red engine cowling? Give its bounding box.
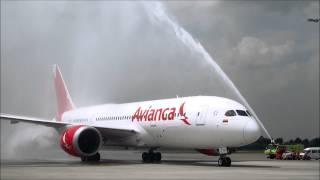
[60,125,102,157]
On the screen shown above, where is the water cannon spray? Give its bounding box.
[144,2,274,142]
[270,139,275,145]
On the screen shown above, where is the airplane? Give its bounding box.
[0,65,261,167]
[308,18,319,23]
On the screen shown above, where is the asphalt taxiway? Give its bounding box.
[1,151,319,180]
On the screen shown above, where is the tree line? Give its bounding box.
[238,136,320,150]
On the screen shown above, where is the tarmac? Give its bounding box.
[1,150,319,180]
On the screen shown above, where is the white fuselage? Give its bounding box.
[61,96,261,149]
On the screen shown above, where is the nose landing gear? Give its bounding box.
[217,147,231,167]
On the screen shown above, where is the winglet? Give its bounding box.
[53,65,75,121]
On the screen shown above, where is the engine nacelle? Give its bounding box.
[60,125,102,157]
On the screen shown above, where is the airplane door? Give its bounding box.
[196,106,209,126]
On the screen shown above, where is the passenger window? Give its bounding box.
[236,110,248,116]
[225,110,236,116]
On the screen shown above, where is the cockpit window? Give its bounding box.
[236,110,248,116]
[246,110,252,116]
[225,110,236,116]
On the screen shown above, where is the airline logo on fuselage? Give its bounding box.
[132,102,190,125]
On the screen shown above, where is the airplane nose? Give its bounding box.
[243,120,261,144]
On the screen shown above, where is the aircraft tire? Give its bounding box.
[225,157,231,167]
[81,156,88,162]
[154,152,162,162]
[142,152,149,162]
[148,152,155,163]
[218,158,224,166]
[218,157,231,167]
[142,151,162,163]
[93,152,101,162]
[81,153,100,162]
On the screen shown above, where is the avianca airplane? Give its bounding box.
[0,65,261,167]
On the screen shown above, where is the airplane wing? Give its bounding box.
[0,113,137,138]
[0,113,67,128]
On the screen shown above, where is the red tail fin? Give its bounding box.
[53,65,75,121]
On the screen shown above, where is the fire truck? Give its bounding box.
[264,144,304,160]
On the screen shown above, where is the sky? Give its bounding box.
[0,1,319,158]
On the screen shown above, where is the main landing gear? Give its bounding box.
[218,155,231,167]
[81,152,101,162]
[142,150,162,163]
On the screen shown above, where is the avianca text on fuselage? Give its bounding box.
[132,102,190,125]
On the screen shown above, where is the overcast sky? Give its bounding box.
[164,1,319,140]
[0,0,319,158]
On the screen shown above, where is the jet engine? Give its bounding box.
[60,125,102,157]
